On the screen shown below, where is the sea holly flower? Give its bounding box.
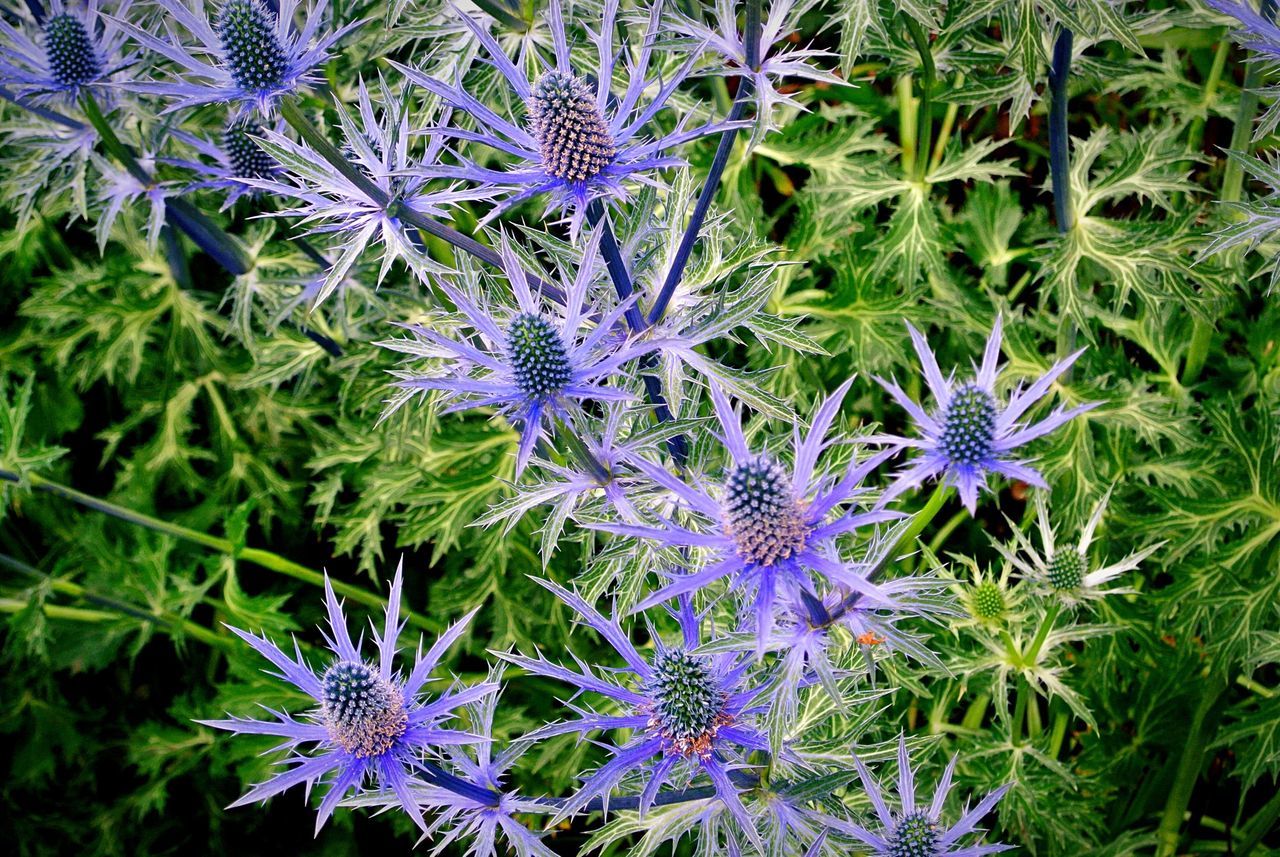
[200,561,494,833]
[115,0,361,115]
[378,233,655,475]
[873,317,1098,514]
[0,0,135,102]
[245,78,490,304]
[395,0,736,237]
[831,736,1014,857]
[504,582,769,843]
[606,380,900,646]
[680,0,842,145]
[948,555,1021,630]
[164,118,281,207]
[994,487,1163,607]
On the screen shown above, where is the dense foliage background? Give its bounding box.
[2,0,1279,854]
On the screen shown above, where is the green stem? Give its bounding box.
[1187,38,1230,153]
[889,482,952,559]
[1048,708,1069,758]
[80,92,149,184]
[0,553,230,650]
[1188,13,1274,384]
[929,74,964,172]
[0,470,432,631]
[903,15,936,181]
[1238,785,1280,857]
[897,74,916,177]
[1155,675,1229,857]
[1011,675,1030,746]
[1025,601,1062,664]
[960,692,990,730]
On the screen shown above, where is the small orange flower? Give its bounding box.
[857,631,886,647]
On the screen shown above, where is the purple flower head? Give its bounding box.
[873,317,1098,514]
[607,380,900,647]
[245,77,493,305]
[394,0,737,238]
[681,0,842,144]
[0,0,135,102]
[504,582,770,844]
[199,560,495,834]
[163,117,282,207]
[832,737,1014,857]
[379,233,655,475]
[115,0,361,116]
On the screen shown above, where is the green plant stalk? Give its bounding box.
[1187,38,1231,153]
[960,692,990,730]
[1187,21,1271,384]
[903,15,936,181]
[1009,601,1061,746]
[1238,785,1280,857]
[897,74,916,176]
[0,553,230,650]
[0,469,433,631]
[1048,707,1069,758]
[929,74,965,172]
[1155,674,1229,857]
[890,482,952,559]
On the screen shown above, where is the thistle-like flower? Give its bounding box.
[681,0,842,145]
[995,487,1162,606]
[832,737,1013,857]
[395,0,735,237]
[0,0,134,101]
[116,0,360,115]
[199,561,494,833]
[164,118,280,207]
[505,583,769,839]
[379,234,655,475]
[873,317,1097,514]
[607,380,899,646]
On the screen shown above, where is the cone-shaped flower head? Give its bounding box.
[380,233,657,475]
[395,0,737,237]
[994,487,1164,606]
[873,317,1098,514]
[199,560,495,833]
[116,0,361,116]
[603,380,901,647]
[831,737,1014,857]
[505,584,769,843]
[0,0,133,101]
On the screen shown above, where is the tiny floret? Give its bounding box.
[1046,545,1084,591]
[507,312,574,399]
[888,810,942,857]
[320,661,408,758]
[969,581,1006,621]
[44,13,102,89]
[646,649,731,757]
[222,120,278,179]
[723,455,811,567]
[216,0,288,93]
[528,71,616,183]
[938,385,997,468]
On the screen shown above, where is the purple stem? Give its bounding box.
[646,0,761,327]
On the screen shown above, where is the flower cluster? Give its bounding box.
[0,0,1150,854]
